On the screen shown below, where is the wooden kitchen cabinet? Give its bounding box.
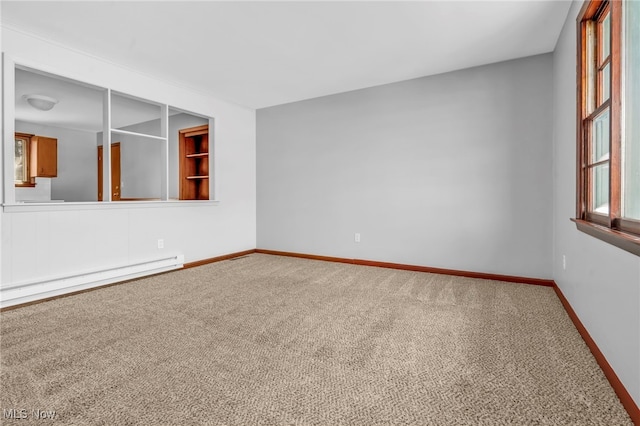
[30,136,57,178]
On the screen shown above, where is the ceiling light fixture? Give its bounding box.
[23,94,58,111]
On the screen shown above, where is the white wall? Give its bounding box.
[257,54,554,279]
[16,120,98,202]
[15,177,52,202]
[1,28,256,290]
[552,2,640,406]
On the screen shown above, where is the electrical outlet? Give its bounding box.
[562,255,566,270]
[354,233,361,243]
[157,239,164,249]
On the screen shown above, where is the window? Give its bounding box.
[14,133,34,187]
[5,62,214,205]
[576,0,640,256]
[623,0,640,222]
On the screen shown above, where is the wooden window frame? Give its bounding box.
[14,132,35,188]
[575,0,640,257]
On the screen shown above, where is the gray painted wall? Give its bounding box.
[111,119,163,200]
[16,120,98,202]
[552,2,640,406]
[257,54,553,279]
[119,135,162,199]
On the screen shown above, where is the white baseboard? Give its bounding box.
[0,255,184,308]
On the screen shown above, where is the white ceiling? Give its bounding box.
[2,1,572,110]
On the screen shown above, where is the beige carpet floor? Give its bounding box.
[0,253,632,425]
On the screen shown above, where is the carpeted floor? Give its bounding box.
[0,253,632,425]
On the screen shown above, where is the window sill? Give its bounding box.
[14,183,36,188]
[571,219,640,257]
[3,200,220,213]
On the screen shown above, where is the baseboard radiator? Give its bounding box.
[0,255,185,309]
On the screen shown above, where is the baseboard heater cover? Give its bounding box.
[0,255,184,309]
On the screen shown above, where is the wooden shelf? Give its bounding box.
[179,124,209,200]
[111,128,166,141]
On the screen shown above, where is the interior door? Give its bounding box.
[97,143,121,201]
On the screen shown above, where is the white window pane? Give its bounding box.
[624,0,640,219]
[592,108,610,163]
[602,62,610,101]
[592,163,610,214]
[14,139,25,182]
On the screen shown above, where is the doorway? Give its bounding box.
[97,142,121,201]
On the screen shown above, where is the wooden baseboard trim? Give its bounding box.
[255,249,355,265]
[254,249,555,286]
[356,259,555,286]
[183,249,257,269]
[552,284,640,424]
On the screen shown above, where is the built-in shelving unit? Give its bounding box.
[179,124,209,200]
